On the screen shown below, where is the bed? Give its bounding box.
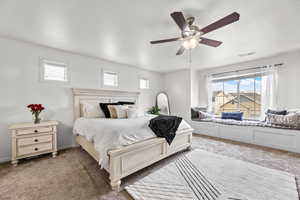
[72,88,193,191]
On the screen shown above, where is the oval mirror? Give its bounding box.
[156,92,170,115]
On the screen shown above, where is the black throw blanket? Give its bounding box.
[148,115,182,145]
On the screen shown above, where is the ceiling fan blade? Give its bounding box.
[200,12,240,34]
[176,46,185,55]
[150,37,181,44]
[199,37,222,47]
[170,12,189,31]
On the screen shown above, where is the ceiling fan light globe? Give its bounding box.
[182,31,190,38]
[182,38,198,49]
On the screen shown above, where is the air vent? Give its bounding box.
[238,52,256,57]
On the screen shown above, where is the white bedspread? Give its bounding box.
[73,116,191,168]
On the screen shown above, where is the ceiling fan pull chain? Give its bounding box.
[189,49,192,68]
[186,49,189,68]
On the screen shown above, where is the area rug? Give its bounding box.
[125,149,299,200]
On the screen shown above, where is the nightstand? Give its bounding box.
[9,121,58,166]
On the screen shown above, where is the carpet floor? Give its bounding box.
[0,135,299,200]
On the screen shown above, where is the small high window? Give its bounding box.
[103,71,118,87]
[40,58,68,82]
[139,78,150,89]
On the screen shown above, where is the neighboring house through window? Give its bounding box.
[212,77,262,119]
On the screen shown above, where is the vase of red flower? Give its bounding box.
[27,104,45,124]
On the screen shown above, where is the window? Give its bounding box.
[139,78,150,89]
[211,76,262,120]
[103,71,118,87]
[40,58,68,82]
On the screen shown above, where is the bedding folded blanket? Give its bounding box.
[149,115,182,144]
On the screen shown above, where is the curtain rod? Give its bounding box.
[211,63,284,77]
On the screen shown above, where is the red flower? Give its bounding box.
[27,104,45,114]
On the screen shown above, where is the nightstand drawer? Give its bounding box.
[17,127,52,135]
[18,142,53,156]
[17,135,53,146]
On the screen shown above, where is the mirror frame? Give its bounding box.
[156,92,170,115]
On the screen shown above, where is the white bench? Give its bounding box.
[192,121,300,153]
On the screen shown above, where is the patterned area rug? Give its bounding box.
[126,150,299,200]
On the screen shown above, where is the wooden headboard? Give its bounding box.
[72,88,140,120]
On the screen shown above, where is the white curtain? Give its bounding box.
[206,75,213,113]
[260,66,279,120]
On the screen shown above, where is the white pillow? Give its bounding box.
[114,105,128,118]
[127,107,139,118]
[80,102,105,118]
[198,111,213,119]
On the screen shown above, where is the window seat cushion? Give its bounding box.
[192,118,300,130]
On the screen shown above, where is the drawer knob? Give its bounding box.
[34,148,39,151]
[34,139,38,142]
[34,130,38,133]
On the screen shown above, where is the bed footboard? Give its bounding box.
[108,129,193,191]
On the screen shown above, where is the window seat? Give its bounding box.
[192,118,300,131]
[191,119,300,154]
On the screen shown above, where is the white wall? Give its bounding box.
[197,50,300,110]
[0,37,164,162]
[163,69,191,122]
[191,69,200,107]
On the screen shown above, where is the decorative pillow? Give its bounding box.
[191,108,199,119]
[195,106,208,112]
[288,110,300,125]
[99,103,119,118]
[80,102,105,118]
[118,101,135,105]
[221,112,243,121]
[266,113,300,128]
[127,107,139,118]
[114,105,128,118]
[198,111,213,120]
[266,109,287,115]
[107,105,118,119]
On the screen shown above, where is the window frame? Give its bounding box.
[102,69,119,88]
[39,57,69,84]
[139,77,150,89]
[211,75,262,120]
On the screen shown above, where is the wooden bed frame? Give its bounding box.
[72,88,193,191]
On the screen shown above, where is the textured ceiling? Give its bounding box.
[0,0,300,72]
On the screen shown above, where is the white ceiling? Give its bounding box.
[0,0,300,72]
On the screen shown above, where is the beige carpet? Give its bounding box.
[0,135,300,200]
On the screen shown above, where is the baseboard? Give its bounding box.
[0,156,11,163]
[0,144,78,164]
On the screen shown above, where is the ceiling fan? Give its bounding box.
[150,12,240,55]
